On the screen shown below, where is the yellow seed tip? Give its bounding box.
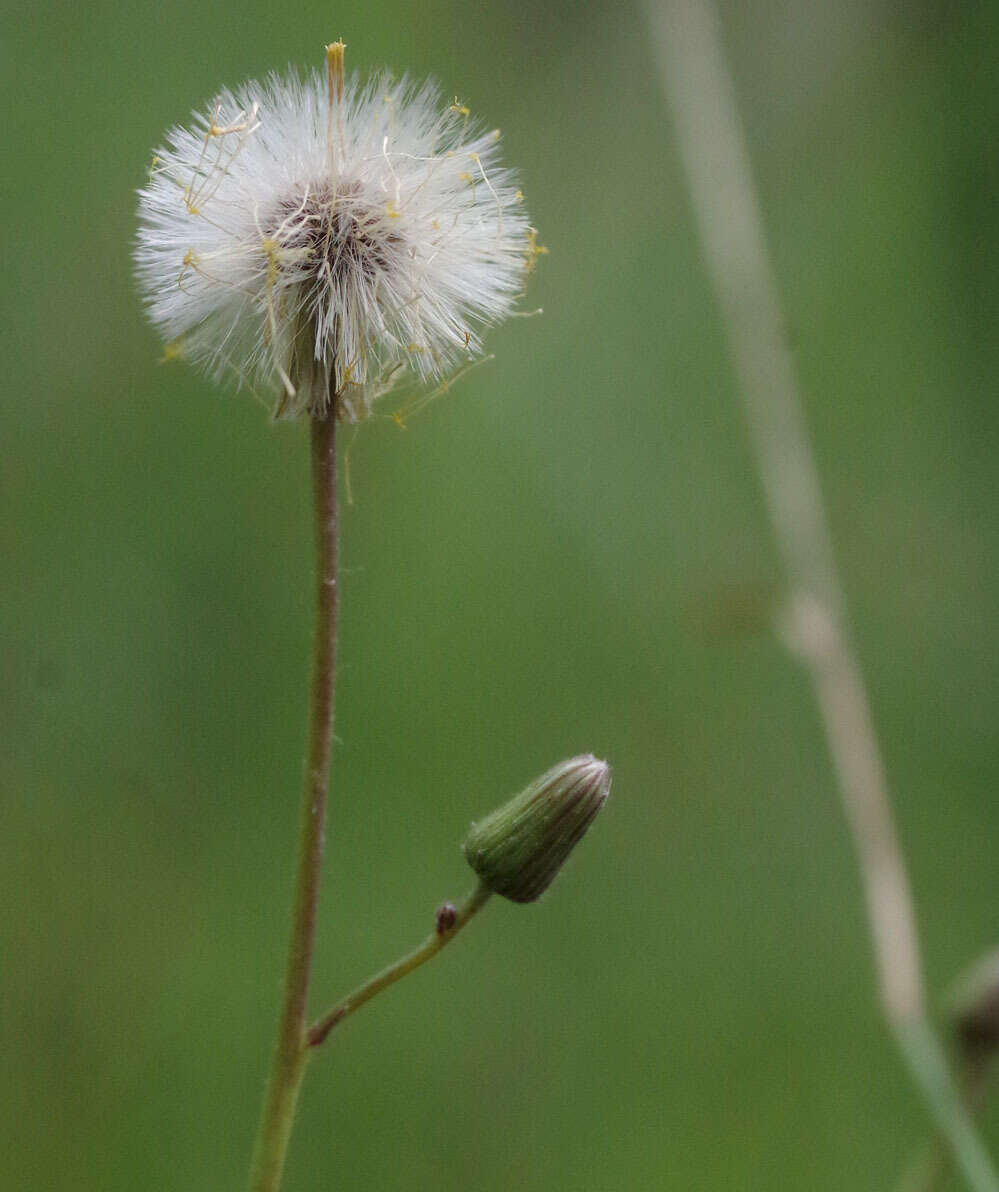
[524,228,548,277]
[326,40,346,104]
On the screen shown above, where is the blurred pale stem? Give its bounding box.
[641,0,998,1188]
[307,882,493,1047]
[898,1051,997,1192]
[248,413,338,1192]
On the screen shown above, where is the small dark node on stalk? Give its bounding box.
[435,902,457,934]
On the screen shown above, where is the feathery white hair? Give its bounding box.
[135,45,541,421]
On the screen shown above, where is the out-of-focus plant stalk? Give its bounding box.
[640,1,998,1188]
[898,947,999,1192]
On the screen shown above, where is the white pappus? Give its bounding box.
[135,43,543,421]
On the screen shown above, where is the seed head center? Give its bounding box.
[270,181,402,287]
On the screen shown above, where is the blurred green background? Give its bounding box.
[2,0,997,1188]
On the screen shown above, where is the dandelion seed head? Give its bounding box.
[135,45,539,420]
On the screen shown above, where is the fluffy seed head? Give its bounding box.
[135,43,542,421]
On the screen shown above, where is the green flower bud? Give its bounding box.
[463,755,610,903]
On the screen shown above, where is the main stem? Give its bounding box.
[249,413,338,1192]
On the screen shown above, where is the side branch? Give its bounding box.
[308,883,492,1047]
